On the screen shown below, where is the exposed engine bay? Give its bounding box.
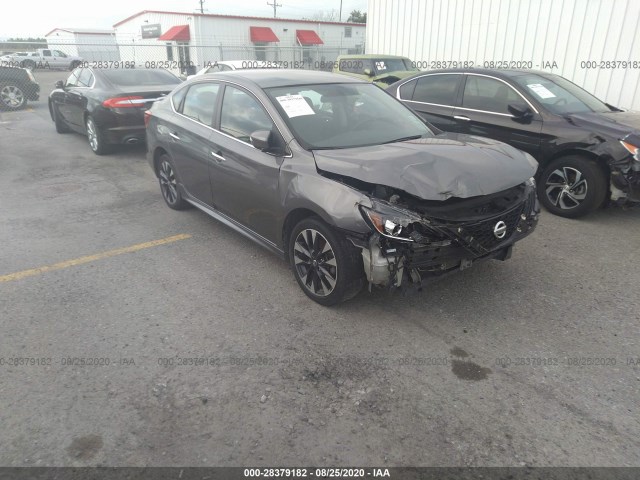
[324,172,540,291]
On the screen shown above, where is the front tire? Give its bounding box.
[0,83,26,110]
[157,154,189,210]
[289,217,364,306]
[537,155,607,218]
[85,115,112,155]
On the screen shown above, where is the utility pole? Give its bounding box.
[267,1,282,18]
[339,0,343,21]
[198,0,205,14]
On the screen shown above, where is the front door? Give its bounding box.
[209,84,283,243]
[452,74,542,158]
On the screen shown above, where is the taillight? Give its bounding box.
[144,110,152,128]
[102,96,145,108]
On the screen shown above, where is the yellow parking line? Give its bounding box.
[0,234,192,283]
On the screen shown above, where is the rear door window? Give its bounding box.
[181,83,220,126]
[412,74,461,106]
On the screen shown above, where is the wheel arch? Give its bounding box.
[152,147,171,177]
[282,208,325,263]
[545,148,610,177]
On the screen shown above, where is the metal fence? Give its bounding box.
[0,40,363,110]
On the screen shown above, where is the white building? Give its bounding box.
[113,10,366,74]
[45,28,120,61]
[366,0,640,110]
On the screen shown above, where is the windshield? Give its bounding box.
[513,73,611,115]
[101,69,181,87]
[373,58,414,74]
[266,83,432,149]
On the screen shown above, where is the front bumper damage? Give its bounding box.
[353,183,540,291]
[609,134,640,204]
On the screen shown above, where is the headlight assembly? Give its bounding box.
[620,140,640,161]
[359,202,423,242]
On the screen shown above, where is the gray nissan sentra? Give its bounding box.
[146,70,540,305]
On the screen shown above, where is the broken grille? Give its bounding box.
[462,206,523,250]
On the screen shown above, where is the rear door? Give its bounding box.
[395,73,463,132]
[167,81,221,206]
[209,84,283,243]
[452,74,542,157]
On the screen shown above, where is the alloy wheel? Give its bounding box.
[293,228,338,297]
[86,118,99,151]
[159,160,178,205]
[545,167,588,210]
[0,85,24,108]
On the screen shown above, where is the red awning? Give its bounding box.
[250,26,279,43]
[158,25,190,41]
[296,29,323,45]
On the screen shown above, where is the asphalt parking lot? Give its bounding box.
[1,70,639,467]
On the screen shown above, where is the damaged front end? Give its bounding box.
[611,133,640,204]
[351,179,540,291]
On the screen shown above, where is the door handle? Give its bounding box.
[210,151,225,162]
[169,132,180,141]
[454,115,470,122]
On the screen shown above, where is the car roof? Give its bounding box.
[338,54,410,60]
[198,69,364,88]
[217,60,253,68]
[401,68,557,79]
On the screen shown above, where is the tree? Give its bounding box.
[347,10,367,23]
[304,9,338,22]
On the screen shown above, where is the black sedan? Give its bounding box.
[0,66,40,110]
[49,68,181,155]
[387,69,640,218]
[146,70,539,305]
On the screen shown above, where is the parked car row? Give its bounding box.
[386,69,640,218]
[0,49,84,71]
[0,57,631,303]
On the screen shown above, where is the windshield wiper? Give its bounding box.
[381,135,423,144]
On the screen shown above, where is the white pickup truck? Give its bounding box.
[0,49,83,71]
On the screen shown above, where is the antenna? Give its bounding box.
[198,0,205,14]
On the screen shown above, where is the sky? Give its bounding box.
[0,0,367,39]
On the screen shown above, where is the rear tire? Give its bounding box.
[0,83,26,110]
[289,217,364,306]
[537,155,607,218]
[85,115,112,155]
[157,154,189,210]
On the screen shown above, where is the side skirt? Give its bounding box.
[184,195,284,257]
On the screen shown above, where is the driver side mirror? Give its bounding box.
[55,80,65,89]
[363,68,373,77]
[508,103,533,123]
[250,130,285,155]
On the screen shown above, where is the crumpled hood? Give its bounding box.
[313,133,538,201]
[567,110,640,136]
